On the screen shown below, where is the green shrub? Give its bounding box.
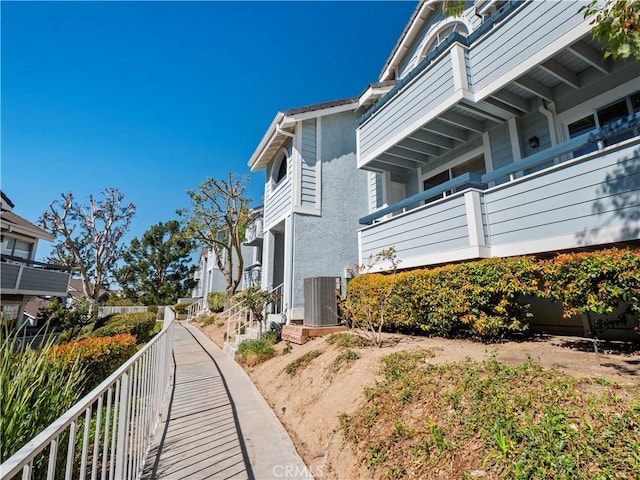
[344,248,640,340]
[540,248,640,333]
[147,305,159,314]
[236,337,276,367]
[90,312,157,343]
[173,302,192,314]
[1,329,85,463]
[207,292,225,312]
[345,256,539,340]
[52,334,137,395]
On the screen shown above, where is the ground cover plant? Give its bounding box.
[236,334,277,367]
[340,351,640,479]
[284,350,322,376]
[1,329,85,464]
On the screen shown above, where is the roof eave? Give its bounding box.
[380,0,439,81]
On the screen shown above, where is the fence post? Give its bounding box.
[114,371,130,479]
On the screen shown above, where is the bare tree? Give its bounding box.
[178,173,250,309]
[39,188,136,313]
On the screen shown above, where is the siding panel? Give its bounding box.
[264,177,292,228]
[360,55,455,162]
[485,144,640,245]
[301,119,317,207]
[360,196,469,261]
[469,1,584,93]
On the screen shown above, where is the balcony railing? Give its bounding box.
[0,255,71,296]
[359,114,640,269]
[245,219,264,246]
[361,113,640,225]
[0,319,175,480]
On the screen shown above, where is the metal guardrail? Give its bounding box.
[0,254,72,272]
[360,113,640,225]
[0,320,175,480]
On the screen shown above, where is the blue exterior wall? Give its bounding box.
[291,111,368,309]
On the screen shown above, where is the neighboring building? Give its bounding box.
[242,205,264,290]
[248,98,369,323]
[356,0,640,271]
[0,191,71,328]
[67,278,110,306]
[191,207,263,305]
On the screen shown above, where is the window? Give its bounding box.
[271,150,288,188]
[567,90,640,158]
[422,154,486,204]
[1,236,33,260]
[418,21,469,62]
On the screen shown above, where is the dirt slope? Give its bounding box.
[196,319,639,479]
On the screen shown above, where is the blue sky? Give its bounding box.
[2,1,416,260]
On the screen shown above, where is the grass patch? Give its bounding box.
[331,349,360,374]
[341,351,640,478]
[199,315,217,326]
[236,337,276,367]
[325,332,369,348]
[284,350,322,376]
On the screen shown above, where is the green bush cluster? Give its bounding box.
[345,248,640,340]
[52,334,138,395]
[90,312,158,343]
[207,292,225,312]
[173,302,192,314]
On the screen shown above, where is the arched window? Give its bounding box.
[272,149,288,187]
[418,20,469,61]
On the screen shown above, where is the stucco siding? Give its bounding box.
[291,111,366,310]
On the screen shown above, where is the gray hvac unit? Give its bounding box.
[303,277,338,327]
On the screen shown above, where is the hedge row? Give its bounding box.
[90,312,158,343]
[344,248,640,339]
[52,334,137,394]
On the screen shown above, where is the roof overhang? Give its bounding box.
[0,214,55,241]
[248,98,358,172]
[380,0,440,82]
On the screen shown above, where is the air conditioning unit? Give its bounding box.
[303,277,339,327]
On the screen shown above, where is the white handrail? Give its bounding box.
[0,320,175,480]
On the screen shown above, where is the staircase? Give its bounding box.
[222,283,285,356]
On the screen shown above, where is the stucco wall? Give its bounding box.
[291,111,369,310]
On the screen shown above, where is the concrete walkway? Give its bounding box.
[142,322,311,480]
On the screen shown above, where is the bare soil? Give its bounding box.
[195,318,640,479]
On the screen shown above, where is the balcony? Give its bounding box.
[245,218,264,246]
[1,255,71,297]
[359,116,640,270]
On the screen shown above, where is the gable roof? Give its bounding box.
[0,209,55,241]
[248,97,358,172]
[379,0,438,81]
[68,278,109,301]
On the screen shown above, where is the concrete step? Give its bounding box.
[222,341,238,356]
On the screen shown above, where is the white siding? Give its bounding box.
[300,119,317,208]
